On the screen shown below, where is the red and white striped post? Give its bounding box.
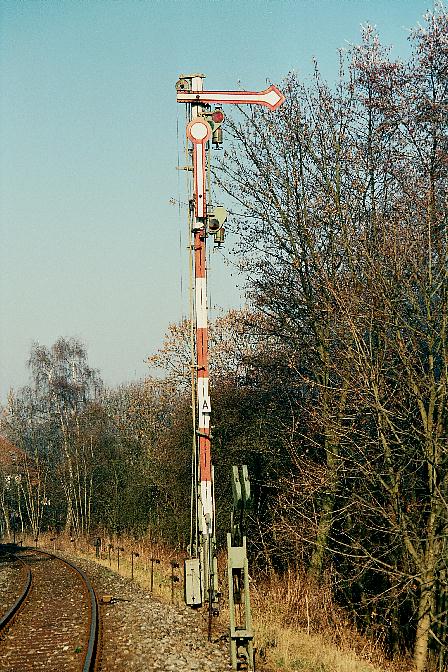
[177,75,284,619]
[185,78,214,541]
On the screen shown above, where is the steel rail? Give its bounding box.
[0,552,32,634]
[34,549,100,672]
[0,547,99,671]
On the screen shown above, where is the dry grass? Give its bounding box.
[246,571,403,672]
[20,531,184,605]
[15,532,410,672]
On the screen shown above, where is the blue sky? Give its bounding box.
[0,0,434,399]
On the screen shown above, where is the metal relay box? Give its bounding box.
[184,558,202,607]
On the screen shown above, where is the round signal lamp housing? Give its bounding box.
[212,110,225,124]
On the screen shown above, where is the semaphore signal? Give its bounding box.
[176,73,284,671]
[176,82,285,110]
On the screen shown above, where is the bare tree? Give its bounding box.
[217,5,448,669]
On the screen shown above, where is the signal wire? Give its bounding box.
[176,108,184,317]
[186,102,199,558]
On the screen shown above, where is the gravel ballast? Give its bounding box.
[59,552,232,672]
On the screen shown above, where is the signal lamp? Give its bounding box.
[207,205,227,233]
[211,108,224,146]
[212,110,225,124]
[214,227,225,247]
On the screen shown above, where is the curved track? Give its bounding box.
[0,545,99,671]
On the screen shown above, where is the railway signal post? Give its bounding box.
[176,74,284,669]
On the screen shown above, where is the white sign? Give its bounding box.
[186,118,212,218]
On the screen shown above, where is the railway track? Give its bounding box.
[0,544,99,671]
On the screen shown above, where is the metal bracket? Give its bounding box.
[196,430,213,440]
[228,465,254,671]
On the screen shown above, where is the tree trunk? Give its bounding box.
[309,436,340,579]
[414,526,437,672]
[1,500,11,537]
[308,491,334,579]
[414,579,433,672]
[64,490,74,534]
